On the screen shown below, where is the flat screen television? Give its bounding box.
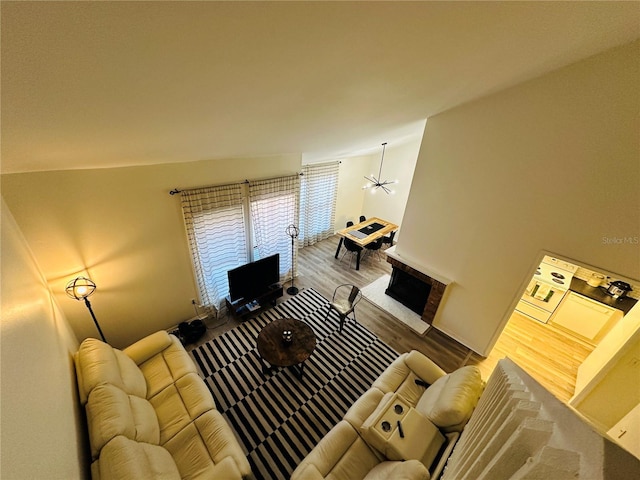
[227,253,280,302]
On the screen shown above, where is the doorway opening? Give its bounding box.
[474,252,638,403]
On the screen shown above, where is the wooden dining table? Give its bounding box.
[334,217,399,270]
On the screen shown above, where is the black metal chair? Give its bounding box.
[324,284,363,333]
[364,237,384,261]
[341,221,363,269]
[382,230,396,248]
[359,215,366,223]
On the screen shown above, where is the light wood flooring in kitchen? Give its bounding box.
[191,235,595,403]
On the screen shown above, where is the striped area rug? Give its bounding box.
[190,287,398,480]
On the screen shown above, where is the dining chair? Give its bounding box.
[324,284,363,333]
[341,221,363,269]
[359,215,366,223]
[364,237,384,261]
[382,230,396,249]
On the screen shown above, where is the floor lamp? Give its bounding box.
[286,224,299,295]
[66,276,107,343]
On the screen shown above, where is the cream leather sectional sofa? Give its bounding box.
[74,331,250,479]
[291,350,484,480]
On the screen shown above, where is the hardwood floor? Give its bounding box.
[191,235,594,403]
[467,312,594,402]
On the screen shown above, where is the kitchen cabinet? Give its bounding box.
[550,291,622,344]
[569,278,637,315]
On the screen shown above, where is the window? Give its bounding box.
[249,175,300,277]
[180,184,248,314]
[181,175,299,314]
[300,161,339,247]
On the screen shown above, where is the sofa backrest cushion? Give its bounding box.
[372,353,411,393]
[122,331,173,366]
[130,335,198,399]
[75,338,147,404]
[289,420,381,480]
[343,386,386,429]
[86,384,160,459]
[414,365,483,432]
[91,435,180,480]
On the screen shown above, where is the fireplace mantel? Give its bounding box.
[385,246,452,325]
[385,246,452,286]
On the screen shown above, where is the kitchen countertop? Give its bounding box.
[569,278,637,315]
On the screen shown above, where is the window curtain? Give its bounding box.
[181,184,248,313]
[300,161,339,247]
[249,174,300,280]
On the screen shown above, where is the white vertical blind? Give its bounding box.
[300,162,339,247]
[249,174,300,280]
[181,185,248,313]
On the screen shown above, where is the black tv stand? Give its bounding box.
[225,283,283,319]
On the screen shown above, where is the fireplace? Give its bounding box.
[386,268,431,315]
[385,249,449,325]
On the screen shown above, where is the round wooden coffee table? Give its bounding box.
[257,317,316,379]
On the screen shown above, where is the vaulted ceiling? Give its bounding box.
[1,1,638,174]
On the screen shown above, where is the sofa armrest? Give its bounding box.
[124,331,173,365]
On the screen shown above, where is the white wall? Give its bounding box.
[333,135,422,233]
[1,198,87,479]
[398,40,640,355]
[2,155,300,348]
[334,155,369,230]
[572,330,640,432]
[360,137,422,239]
[570,301,640,433]
[573,301,640,396]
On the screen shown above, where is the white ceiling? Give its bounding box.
[1,1,639,174]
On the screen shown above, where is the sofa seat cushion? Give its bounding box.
[150,372,216,444]
[415,365,483,432]
[127,334,198,398]
[291,420,382,480]
[373,351,446,406]
[363,460,429,480]
[162,409,251,478]
[91,436,180,480]
[75,338,147,405]
[86,384,160,459]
